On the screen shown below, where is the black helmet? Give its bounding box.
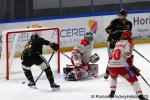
[30,34,39,40]
[119,9,128,16]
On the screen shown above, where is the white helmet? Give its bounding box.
[84,32,93,42]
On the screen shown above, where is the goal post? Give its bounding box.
[0,27,60,80]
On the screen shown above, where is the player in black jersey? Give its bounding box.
[104,9,132,79]
[21,33,60,90]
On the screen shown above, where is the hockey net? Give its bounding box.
[0,28,60,80]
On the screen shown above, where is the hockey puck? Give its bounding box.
[22,82,25,84]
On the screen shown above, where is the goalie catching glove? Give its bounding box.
[50,43,59,51]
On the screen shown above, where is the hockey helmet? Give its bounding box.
[119,9,128,16]
[84,32,93,42]
[30,34,39,40]
[121,30,132,40]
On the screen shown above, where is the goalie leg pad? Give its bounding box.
[63,67,73,75]
[65,68,89,81]
[63,64,75,74]
[65,70,77,81]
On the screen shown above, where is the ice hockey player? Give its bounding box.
[64,32,100,81]
[107,31,148,100]
[21,33,60,90]
[104,9,132,79]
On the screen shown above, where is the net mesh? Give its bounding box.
[0,28,60,80]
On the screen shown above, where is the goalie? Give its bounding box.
[64,32,100,81]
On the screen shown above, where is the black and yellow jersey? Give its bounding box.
[21,37,50,59]
[105,18,132,42]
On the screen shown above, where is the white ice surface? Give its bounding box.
[0,43,150,100]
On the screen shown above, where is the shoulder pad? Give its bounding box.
[80,39,89,46]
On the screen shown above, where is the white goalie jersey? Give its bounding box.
[72,38,93,66]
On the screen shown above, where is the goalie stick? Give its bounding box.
[60,51,104,78]
[22,52,55,84]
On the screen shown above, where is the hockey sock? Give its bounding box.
[131,81,143,96]
[110,78,117,91]
[23,68,34,83]
[44,67,54,84]
[109,78,117,98]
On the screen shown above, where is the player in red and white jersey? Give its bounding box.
[108,31,148,100]
[108,32,134,68]
[65,32,100,81]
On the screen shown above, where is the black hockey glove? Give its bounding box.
[50,43,59,51]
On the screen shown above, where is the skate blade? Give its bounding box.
[52,87,60,91]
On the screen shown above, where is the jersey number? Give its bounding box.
[25,42,33,53]
[25,44,32,50]
[113,49,121,60]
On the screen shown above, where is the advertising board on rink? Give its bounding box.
[0,10,150,53]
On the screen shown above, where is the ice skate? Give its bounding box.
[109,90,115,98]
[138,95,148,100]
[50,83,60,91]
[28,82,37,89]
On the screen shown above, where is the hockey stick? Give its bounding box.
[134,49,150,64]
[35,52,55,83]
[132,65,150,88]
[140,74,150,88]
[22,52,55,84]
